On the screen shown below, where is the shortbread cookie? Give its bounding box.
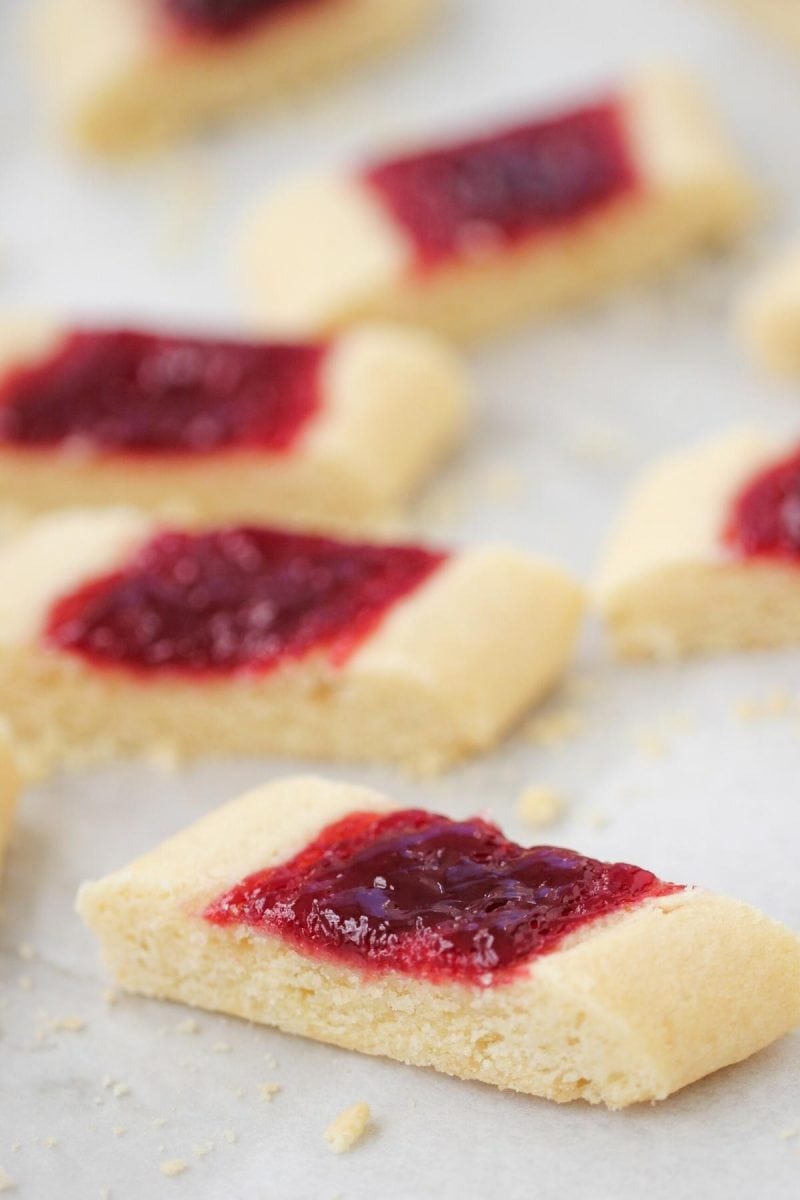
[0,509,583,777]
[31,0,434,154]
[715,1,800,55]
[737,242,800,375]
[77,776,800,1108]
[0,320,467,525]
[595,428,800,657]
[242,70,757,341]
[0,725,19,874]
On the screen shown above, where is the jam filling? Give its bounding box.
[0,329,325,457]
[44,527,446,677]
[205,809,679,984]
[160,0,324,40]
[363,98,639,271]
[724,448,800,563]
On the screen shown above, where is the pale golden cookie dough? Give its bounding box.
[715,0,800,55]
[737,242,800,375]
[0,723,19,874]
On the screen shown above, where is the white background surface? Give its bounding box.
[1,1,800,1197]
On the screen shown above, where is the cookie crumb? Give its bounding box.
[479,462,524,505]
[633,730,667,760]
[112,1126,127,1138]
[41,1137,59,1149]
[324,1102,371,1154]
[211,1041,231,1054]
[524,708,583,748]
[259,1082,281,1102]
[222,1129,238,1145]
[175,1018,199,1035]
[735,689,794,723]
[0,1169,14,1192]
[102,989,119,1006]
[192,1142,213,1159]
[570,422,629,465]
[49,1016,85,1033]
[159,1159,187,1178]
[111,1082,130,1099]
[517,786,564,828]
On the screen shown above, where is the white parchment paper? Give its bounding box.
[1,1,799,1197]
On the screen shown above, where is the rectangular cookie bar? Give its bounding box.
[31,0,435,154]
[0,320,467,526]
[77,776,800,1109]
[595,428,800,658]
[0,509,583,777]
[242,70,757,341]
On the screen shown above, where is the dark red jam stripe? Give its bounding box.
[44,527,447,677]
[160,0,325,40]
[0,329,325,456]
[205,809,679,984]
[723,448,800,562]
[362,98,639,271]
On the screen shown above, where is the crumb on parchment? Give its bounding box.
[523,708,584,748]
[517,786,565,828]
[47,1016,86,1033]
[160,1159,187,1178]
[324,1102,371,1154]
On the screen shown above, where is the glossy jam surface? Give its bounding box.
[724,449,800,562]
[0,329,324,456]
[363,98,638,271]
[205,810,678,984]
[45,528,446,677]
[161,0,323,40]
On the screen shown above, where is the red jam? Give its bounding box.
[363,98,639,271]
[205,810,679,985]
[0,329,325,457]
[44,527,446,677]
[160,0,324,40]
[724,448,800,562]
